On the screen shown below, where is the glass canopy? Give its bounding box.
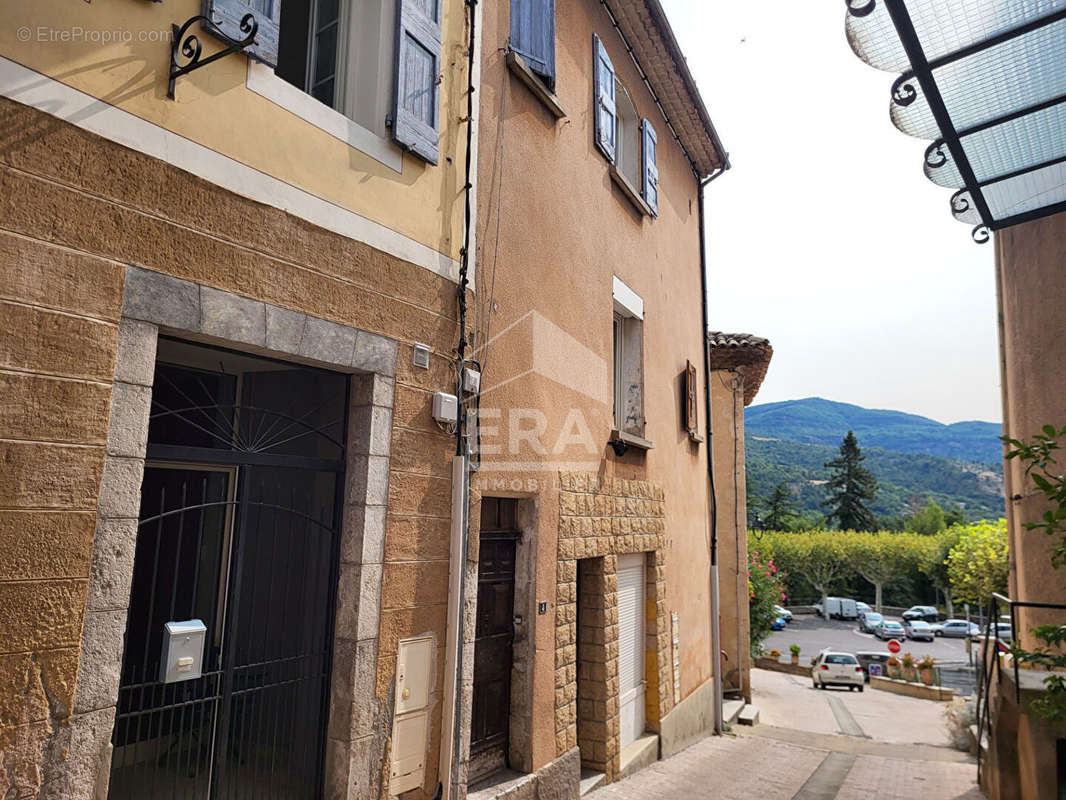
[846,0,1066,241]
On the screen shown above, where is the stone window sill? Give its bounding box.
[610,429,654,454]
[609,165,653,217]
[506,51,567,119]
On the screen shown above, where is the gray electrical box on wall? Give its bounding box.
[160,620,207,684]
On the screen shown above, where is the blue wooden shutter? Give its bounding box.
[594,34,616,163]
[511,0,556,86]
[203,0,280,67]
[641,119,659,216]
[393,0,442,164]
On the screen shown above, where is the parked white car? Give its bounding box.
[904,619,935,641]
[811,650,865,691]
[773,604,793,623]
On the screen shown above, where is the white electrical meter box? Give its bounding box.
[160,620,207,684]
[461,367,481,395]
[389,635,434,796]
[432,392,458,424]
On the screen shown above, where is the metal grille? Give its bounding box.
[109,339,347,799]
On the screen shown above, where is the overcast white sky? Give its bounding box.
[659,1,1001,425]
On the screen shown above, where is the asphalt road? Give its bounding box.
[764,614,978,695]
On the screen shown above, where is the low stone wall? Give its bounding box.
[754,658,809,677]
[870,675,954,701]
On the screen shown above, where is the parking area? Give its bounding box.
[764,614,977,694]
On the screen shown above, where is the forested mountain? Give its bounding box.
[745,399,1005,522]
[746,397,1002,466]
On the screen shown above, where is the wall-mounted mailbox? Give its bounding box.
[160,620,207,684]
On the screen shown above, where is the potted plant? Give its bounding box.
[789,644,801,665]
[886,656,901,679]
[917,655,937,685]
[767,648,782,662]
[901,652,917,682]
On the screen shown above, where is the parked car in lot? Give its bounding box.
[904,619,935,641]
[937,619,981,638]
[855,601,872,615]
[876,620,906,640]
[902,605,940,622]
[856,651,891,681]
[858,611,883,633]
[822,597,859,620]
[771,617,787,631]
[773,604,793,623]
[987,622,1013,642]
[811,650,865,691]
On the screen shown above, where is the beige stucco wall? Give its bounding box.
[711,370,751,701]
[473,0,715,775]
[996,212,1066,639]
[0,0,469,263]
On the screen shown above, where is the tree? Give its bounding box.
[943,504,967,527]
[767,531,849,611]
[905,498,947,535]
[763,483,797,531]
[852,532,926,613]
[920,526,962,617]
[823,431,878,531]
[946,520,1009,606]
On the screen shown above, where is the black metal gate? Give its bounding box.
[109,339,348,799]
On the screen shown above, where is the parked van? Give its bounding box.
[823,597,859,620]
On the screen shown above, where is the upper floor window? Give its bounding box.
[593,34,659,216]
[510,0,556,89]
[204,0,442,163]
[612,277,647,443]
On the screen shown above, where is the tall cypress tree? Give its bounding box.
[823,430,878,531]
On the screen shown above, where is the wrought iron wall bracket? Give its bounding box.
[168,13,258,100]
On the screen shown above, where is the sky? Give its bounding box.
[658,1,1002,425]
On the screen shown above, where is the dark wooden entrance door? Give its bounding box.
[470,499,519,779]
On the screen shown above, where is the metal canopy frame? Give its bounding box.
[847,0,1066,242]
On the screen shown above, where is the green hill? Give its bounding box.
[746,397,1002,466]
[746,436,1005,522]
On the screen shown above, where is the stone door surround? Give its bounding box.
[70,266,397,800]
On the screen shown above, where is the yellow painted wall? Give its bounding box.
[0,0,469,263]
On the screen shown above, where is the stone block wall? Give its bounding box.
[554,472,670,783]
[0,96,461,799]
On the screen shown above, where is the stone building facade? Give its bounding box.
[0,0,478,795]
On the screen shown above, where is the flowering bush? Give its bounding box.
[749,550,787,657]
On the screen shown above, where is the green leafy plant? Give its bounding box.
[1001,426,1066,722]
[789,643,801,656]
[917,654,936,670]
[901,652,915,669]
[748,550,786,658]
[1003,425,1066,568]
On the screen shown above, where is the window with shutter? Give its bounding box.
[392,0,442,164]
[204,0,282,66]
[205,0,404,146]
[593,34,617,163]
[510,0,556,87]
[641,119,659,216]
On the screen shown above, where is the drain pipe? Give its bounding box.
[439,0,481,798]
[698,163,727,733]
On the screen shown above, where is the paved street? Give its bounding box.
[592,668,982,800]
